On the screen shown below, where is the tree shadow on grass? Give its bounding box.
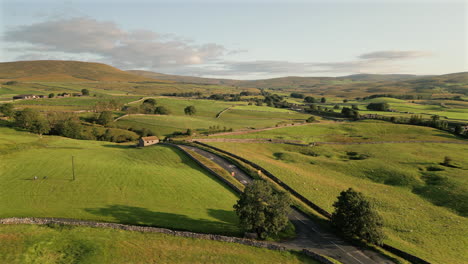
[84,204,240,236]
[102,144,136,149]
[157,144,240,196]
[207,209,239,224]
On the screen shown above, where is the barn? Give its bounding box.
[138,136,159,147]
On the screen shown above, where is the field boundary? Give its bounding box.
[193,138,468,146]
[192,141,432,264]
[0,218,334,264]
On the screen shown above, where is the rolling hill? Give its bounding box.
[0,60,166,82]
[129,69,468,96]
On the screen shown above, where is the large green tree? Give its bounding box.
[331,188,385,245]
[234,180,291,239]
[0,103,15,117]
[97,111,114,126]
[15,108,50,136]
[184,105,197,116]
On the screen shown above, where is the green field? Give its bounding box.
[212,120,464,143]
[0,127,240,235]
[0,225,316,264]
[208,125,468,264]
[117,97,310,137]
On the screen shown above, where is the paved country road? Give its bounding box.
[181,145,394,264]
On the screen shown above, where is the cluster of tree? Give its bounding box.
[361,94,422,100]
[93,99,123,112]
[161,92,202,97]
[364,113,467,137]
[3,81,18,85]
[290,92,305,99]
[305,104,359,120]
[124,99,171,115]
[202,125,233,135]
[366,102,390,111]
[1,104,139,142]
[304,97,326,103]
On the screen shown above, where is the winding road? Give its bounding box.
[181,145,394,264]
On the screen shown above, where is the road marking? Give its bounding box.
[292,215,369,264]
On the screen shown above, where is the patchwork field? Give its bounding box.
[212,120,464,143]
[117,97,310,137]
[0,225,316,264]
[208,125,468,264]
[0,127,240,235]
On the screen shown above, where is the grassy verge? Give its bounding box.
[0,224,317,264]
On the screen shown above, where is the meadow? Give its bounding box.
[0,225,316,264]
[117,97,310,137]
[208,125,468,264]
[0,127,241,235]
[212,120,464,143]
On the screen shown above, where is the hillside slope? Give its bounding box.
[0,60,164,82]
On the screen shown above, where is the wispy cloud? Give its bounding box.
[3,17,225,69]
[2,17,433,78]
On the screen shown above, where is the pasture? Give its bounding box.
[208,130,468,263]
[117,97,310,137]
[212,120,464,143]
[0,225,316,264]
[0,127,240,235]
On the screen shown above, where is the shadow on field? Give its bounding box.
[85,204,240,235]
[207,209,239,224]
[102,144,135,149]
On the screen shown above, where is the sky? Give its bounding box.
[0,0,466,79]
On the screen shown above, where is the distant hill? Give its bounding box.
[129,70,467,96]
[0,60,164,82]
[127,70,238,86]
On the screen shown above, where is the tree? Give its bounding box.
[48,93,55,98]
[304,96,315,103]
[143,98,157,106]
[351,104,359,110]
[15,108,50,136]
[30,117,50,136]
[454,125,464,135]
[333,105,340,110]
[343,99,348,103]
[81,89,90,96]
[186,128,193,136]
[154,106,171,115]
[233,180,291,239]
[56,118,82,139]
[184,105,197,116]
[366,102,389,111]
[442,156,453,166]
[320,97,326,103]
[97,111,114,126]
[290,92,304,99]
[0,103,15,118]
[306,116,316,123]
[331,188,384,245]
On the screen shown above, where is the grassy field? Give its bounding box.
[212,120,464,143]
[208,125,468,264]
[0,225,316,264]
[117,97,310,137]
[0,127,241,235]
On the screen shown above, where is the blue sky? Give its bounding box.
[1,0,466,79]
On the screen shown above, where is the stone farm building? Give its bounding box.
[138,136,159,147]
[12,94,44,100]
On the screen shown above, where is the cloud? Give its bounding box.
[358,50,432,60]
[176,50,432,78]
[2,17,432,78]
[3,17,226,69]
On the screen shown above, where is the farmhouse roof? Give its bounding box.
[141,136,158,141]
